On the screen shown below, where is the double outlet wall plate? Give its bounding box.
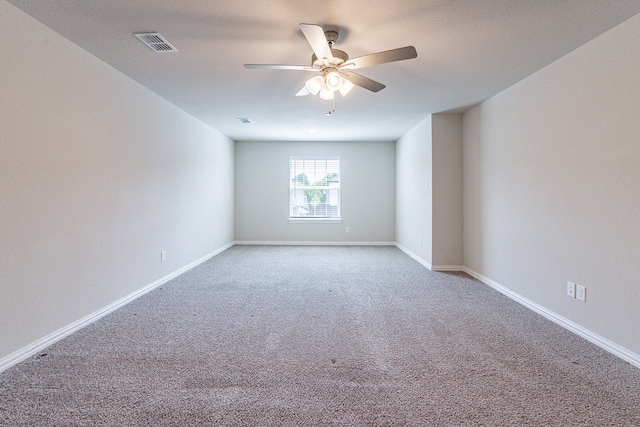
[567,281,586,302]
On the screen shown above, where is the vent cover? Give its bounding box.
[134,33,177,52]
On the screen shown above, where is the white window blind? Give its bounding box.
[290,157,340,219]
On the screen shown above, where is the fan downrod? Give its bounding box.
[324,30,339,46]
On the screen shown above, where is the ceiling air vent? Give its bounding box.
[134,33,177,52]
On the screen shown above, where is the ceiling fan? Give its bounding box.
[244,24,417,110]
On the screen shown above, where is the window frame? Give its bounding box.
[288,156,342,223]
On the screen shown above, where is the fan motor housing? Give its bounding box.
[311,49,349,67]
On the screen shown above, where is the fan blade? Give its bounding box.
[244,64,314,71]
[341,72,386,92]
[300,24,333,64]
[295,86,310,96]
[341,46,417,70]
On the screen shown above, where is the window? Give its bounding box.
[290,157,340,220]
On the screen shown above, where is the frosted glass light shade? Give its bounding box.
[305,76,324,95]
[339,79,355,96]
[319,88,335,100]
[325,71,343,91]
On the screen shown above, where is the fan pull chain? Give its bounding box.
[326,98,335,116]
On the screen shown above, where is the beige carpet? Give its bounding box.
[1,245,639,426]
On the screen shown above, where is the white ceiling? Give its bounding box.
[7,0,640,142]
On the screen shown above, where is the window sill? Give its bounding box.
[288,218,343,224]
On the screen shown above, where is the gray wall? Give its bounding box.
[396,118,433,265]
[395,13,640,361]
[235,141,395,243]
[463,13,640,356]
[432,114,463,269]
[395,114,463,269]
[1,2,235,363]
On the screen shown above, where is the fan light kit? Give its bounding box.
[244,24,417,114]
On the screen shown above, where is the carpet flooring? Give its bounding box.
[1,245,639,426]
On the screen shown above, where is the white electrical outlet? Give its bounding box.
[576,284,586,302]
[161,251,166,262]
[345,227,350,233]
[567,281,576,298]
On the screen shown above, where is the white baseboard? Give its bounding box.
[463,267,640,369]
[431,265,465,272]
[394,244,466,273]
[0,243,233,374]
[4,242,638,372]
[234,240,396,246]
[394,241,640,368]
[395,243,433,270]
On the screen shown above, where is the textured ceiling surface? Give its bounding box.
[7,0,640,141]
